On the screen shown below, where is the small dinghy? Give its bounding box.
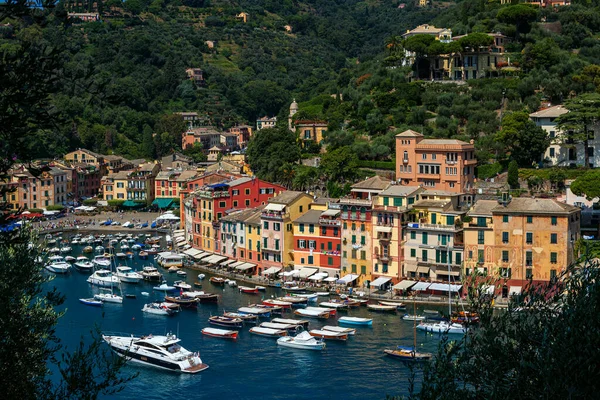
[249,327,287,338]
[322,326,356,335]
[141,292,150,296]
[338,317,373,326]
[403,314,427,321]
[209,316,243,328]
[367,304,397,312]
[201,328,238,340]
[309,329,348,341]
[277,331,325,351]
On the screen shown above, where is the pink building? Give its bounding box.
[395,130,477,194]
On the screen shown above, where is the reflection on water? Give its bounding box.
[45,231,448,400]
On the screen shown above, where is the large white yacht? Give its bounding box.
[115,266,143,283]
[102,333,208,374]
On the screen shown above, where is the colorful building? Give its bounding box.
[403,193,466,282]
[371,185,423,287]
[463,197,580,295]
[337,198,374,286]
[295,120,328,145]
[154,170,198,209]
[396,129,477,193]
[1,165,67,210]
[260,191,314,272]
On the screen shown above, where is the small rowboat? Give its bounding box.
[249,327,287,338]
[322,326,356,335]
[309,329,348,341]
[238,307,271,318]
[209,316,243,328]
[291,293,318,302]
[306,306,336,316]
[210,277,226,286]
[403,314,426,321]
[239,286,259,294]
[201,328,238,340]
[260,322,302,332]
[262,299,292,309]
[272,318,309,329]
[275,296,307,306]
[79,298,103,307]
[423,309,439,315]
[367,304,397,312]
[164,295,199,308]
[224,312,258,323]
[319,301,349,310]
[338,317,373,326]
[384,347,432,362]
[255,286,266,291]
[294,308,330,319]
[379,301,406,310]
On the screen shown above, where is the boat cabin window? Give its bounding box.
[135,342,161,350]
[166,344,181,353]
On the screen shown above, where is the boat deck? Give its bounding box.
[184,363,210,373]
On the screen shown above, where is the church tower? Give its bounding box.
[288,98,298,131]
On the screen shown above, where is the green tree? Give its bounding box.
[154,114,187,151]
[246,126,301,183]
[557,93,600,169]
[497,4,538,41]
[508,160,519,189]
[457,33,494,50]
[570,169,600,200]
[548,168,567,191]
[408,260,600,400]
[182,142,207,163]
[319,146,359,183]
[497,112,549,167]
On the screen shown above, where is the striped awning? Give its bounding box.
[393,280,417,290]
[235,262,256,271]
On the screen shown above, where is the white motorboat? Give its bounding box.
[74,259,95,272]
[116,252,127,259]
[168,266,180,273]
[48,247,60,253]
[316,292,331,297]
[292,293,318,302]
[277,331,326,351]
[197,274,205,280]
[94,289,123,304]
[45,262,71,274]
[132,244,142,251]
[120,244,130,251]
[95,246,105,253]
[93,255,111,268]
[65,256,76,262]
[60,246,72,254]
[153,283,176,292]
[87,270,120,287]
[142,266,162,281]
[115,266,143,283]
[226,280,237,287]
[103,333,208,373]
[173,280,192,291]
[176,270,187,277]
[402,314,427,321]
[142,303,177,316]
[157,253,184,268]
[417,321,467,334]
[322,326,356,335]
[294,308,330,319]
[48,255,65,263]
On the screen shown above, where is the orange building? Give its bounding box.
[395,130,477,193]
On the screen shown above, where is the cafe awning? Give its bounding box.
[375,226,393,233]
[428,283,462,293]
[235,262,256,271]
[264,203,285,212]
[416,267,430,274]
[193,252,211,260]
[298,267,318,278]
[324,277,338,282]
[220,259,236,267]
[393,280,417,291]
[321,209,340,217]
[404,265,418,273]
[411,282,431,291]
[436,269,460,276]
[262,266,282,275]
[337,274,359,284]
[229,261,245,268]
[370,277,392,288]
[183,248,202,258]
[308,272,329,281]
[152,198,174,209]
[203,254,227,264]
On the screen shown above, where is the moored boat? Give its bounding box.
[402,314,426,321]
[294,308,330,319]
[79,298,103,307]
[142,302,177,316]
[309,329,348,341]
[94,291,123,304]
[260,322,302,332]
[338,317,373,326]
[87,270,119,287]
[417,321,467,334]
[45,262,71,274]
[249,327,287,338]
[384,346,432,362]
[306,306,336,316]
[115,266,143,283]
[209,277,226,286]
[201,328,238,340]
[164,295,199,308]
[153,283,176,292]
[182,291,219,303]
[239,286,259,294]
[277,331,325,351]
[379,301,406,310]
[238,307,271,318]
[141,266,162,281]
[322,326,356,336]
[103,333,208,373]
[208,316,243,328]
[319,301,349,311]
[223,312,258,323]
[262,299,292,309]
[272,318,309,329]
[367,304,397,312]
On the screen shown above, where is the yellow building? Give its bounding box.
[463,197,581,295]
[243,208,264,272]
[371,186,423,287]
[101,171,128,201]
[338,198,374,287]
[295,120,328,145]
[260,191,313,272]
[403,192,466,282]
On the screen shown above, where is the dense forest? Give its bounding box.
[5,0,600,184]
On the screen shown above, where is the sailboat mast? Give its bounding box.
[413,297,417,352]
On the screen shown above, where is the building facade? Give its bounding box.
[337,198,373,286]
[396,129,476,193]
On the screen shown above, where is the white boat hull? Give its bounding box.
[417,322,467,334]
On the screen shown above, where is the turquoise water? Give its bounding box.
[47,232,446,400]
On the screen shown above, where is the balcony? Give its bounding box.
[319,218,341,226]
[338,198,372,207]
[261,211,289,220]
[376,254,390,262]
[402,157,409,164]
[446,160,457,165]
[408,222,460,232]
[376,233,392,241]
[416,257,462,268]
[197,190,230,199]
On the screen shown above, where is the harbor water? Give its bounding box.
[46,232,447,400]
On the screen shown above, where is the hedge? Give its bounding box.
[477,163,503,180]
[518,168,589,181]
[46,204,65,211]
[357,160,396,170]
[29,208,43,214]
[82,199,98,206]
[107,200,125,207]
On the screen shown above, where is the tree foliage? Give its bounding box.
[508,160,519,188]
[557,93,600,168]
[498,112,549,167]
[409,260,600,400]
[246,126,301,183]
[570,169,600,200]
